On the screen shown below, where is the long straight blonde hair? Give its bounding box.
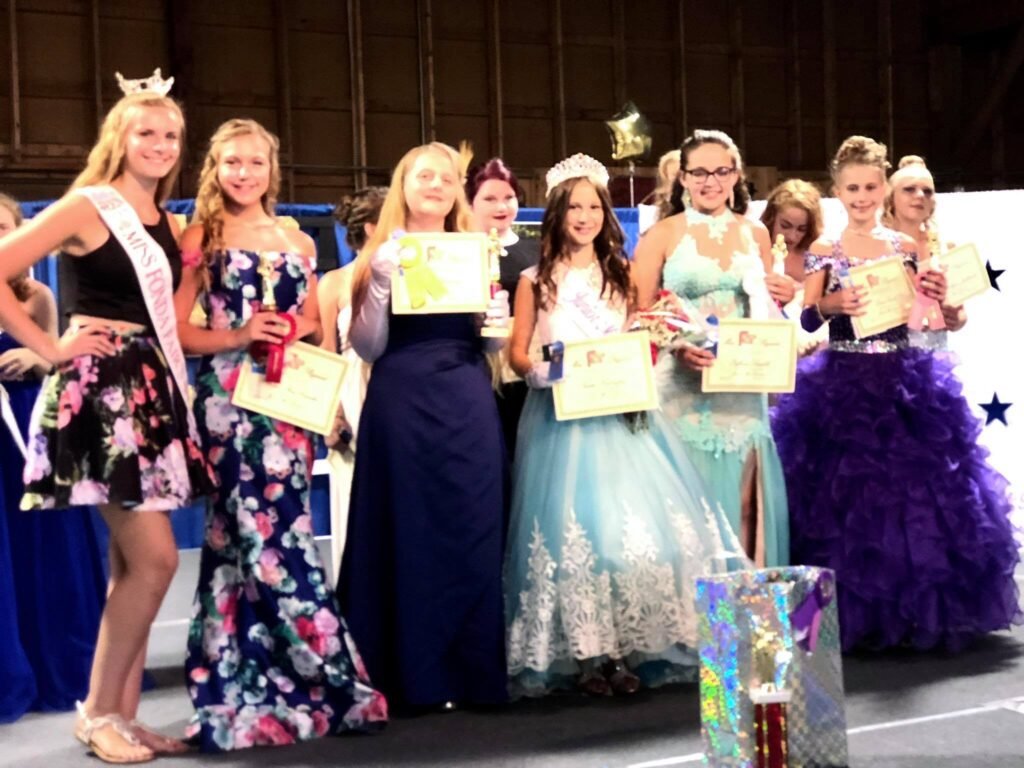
[70,92,185,204]
[349,142,472,320]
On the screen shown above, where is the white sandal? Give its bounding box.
[74,701,155,765]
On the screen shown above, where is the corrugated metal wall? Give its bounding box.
[0,0,1020,204]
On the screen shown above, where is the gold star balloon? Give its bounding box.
[605,101,653,161]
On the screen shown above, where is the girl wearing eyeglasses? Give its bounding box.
[633,129,794,568]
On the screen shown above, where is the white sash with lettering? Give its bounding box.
[76,186,200,446]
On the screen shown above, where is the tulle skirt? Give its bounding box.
[772,347,1022,651]
[504,389,732,697]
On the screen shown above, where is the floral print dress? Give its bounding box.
[184,249,386,752]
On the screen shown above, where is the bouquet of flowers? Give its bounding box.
[632,289,712,363]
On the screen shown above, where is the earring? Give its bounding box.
[683,189,692,208]
[727,187,735,210]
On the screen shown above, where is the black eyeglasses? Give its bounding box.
[683,166,737,183]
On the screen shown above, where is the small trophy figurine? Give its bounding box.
[256,251,279,312]
[771,233,787,276]
[925,227,943,271]
[249,252,297,383]
[480,227,510,338]
[768,234,788,317]
[908,229,946,332]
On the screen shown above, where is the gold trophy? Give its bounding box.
[250,252,297,382]
[480,227,510,338]
[771,234,787,276]
[256,251,279,312]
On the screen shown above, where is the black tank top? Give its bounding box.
[63,213,181,330]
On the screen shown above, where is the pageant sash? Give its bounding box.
[76,186,200,445]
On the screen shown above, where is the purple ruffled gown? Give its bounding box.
[771,235,1021,651]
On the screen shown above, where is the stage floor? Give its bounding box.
[4,545,1023,768]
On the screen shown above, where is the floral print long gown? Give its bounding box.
[184,249,386,752]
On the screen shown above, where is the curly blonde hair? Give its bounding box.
[192,119,281,284]
[760,179,823,253]
[70,92,185,204]
[830,135,890,180]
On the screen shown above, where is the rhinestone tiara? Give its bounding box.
[115,68,175,98]
[545,153,610,197]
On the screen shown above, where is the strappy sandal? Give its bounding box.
[128,720,189,754]
[75,701,155,765]
[602,660,641,695]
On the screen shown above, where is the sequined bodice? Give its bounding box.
[805,233,911,349]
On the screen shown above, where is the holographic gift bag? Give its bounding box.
[696,566,848,768]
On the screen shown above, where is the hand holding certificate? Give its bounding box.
[231,341,348,435]
[552,332,659,421]
[390,232,492,314]
[701,319,797,394]
[937,243,989,307]
[846,257,915,338]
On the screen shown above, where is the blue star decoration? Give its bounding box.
[980,394,1011,426]
[986,261,1005,291]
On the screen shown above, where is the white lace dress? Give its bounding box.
[504,262,733,698]
[326,304,369,579]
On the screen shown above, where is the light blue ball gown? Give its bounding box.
[504,262,734,698]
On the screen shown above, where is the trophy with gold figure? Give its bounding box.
[771,234,788,276]
[907,228,946,331]
[750,631,792,768]
[480,227,510,338]
[769,234,789,316]
[249,252,298,383]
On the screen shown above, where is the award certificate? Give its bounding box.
[552,331,659,421]
[701,319,797,394]
[391,232,491,314]
[847,257,915,338]
[231,341,348,436]
[940,243,989,307]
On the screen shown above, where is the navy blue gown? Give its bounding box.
[337,313,508,709]
[0,331,106,721]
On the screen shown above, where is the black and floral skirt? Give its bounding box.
[21,330,214,512]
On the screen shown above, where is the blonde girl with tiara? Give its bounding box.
[0,72,215,763]
[174,118,386,751]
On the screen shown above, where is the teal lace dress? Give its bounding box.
[655,222,789,566]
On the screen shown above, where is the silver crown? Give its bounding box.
[545,153,610,197]
[115,68,174,97]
